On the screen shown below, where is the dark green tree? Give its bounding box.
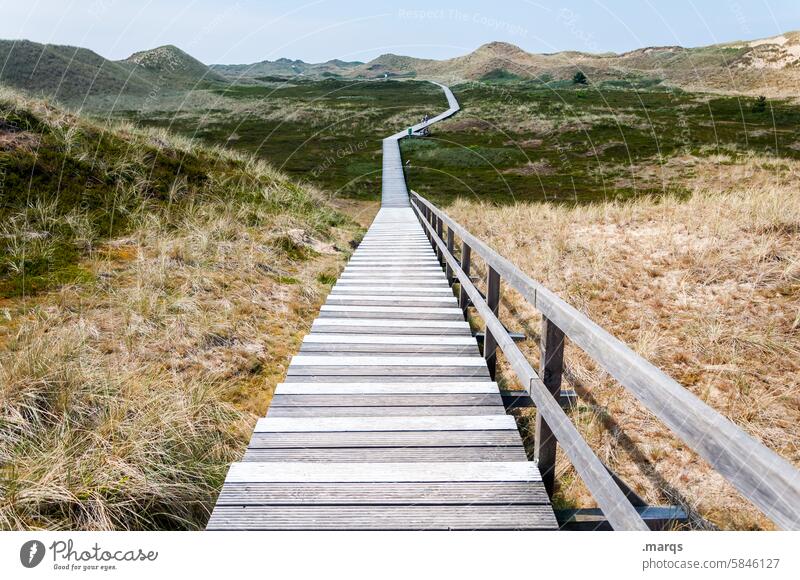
[752,95,767,113]
[572,70,588,85]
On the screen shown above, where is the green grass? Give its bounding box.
[0,89,344,298]
[111,79,445,199]
[104,77,800,209]
[400,81,800,205]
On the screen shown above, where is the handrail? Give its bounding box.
[410,190,800,530]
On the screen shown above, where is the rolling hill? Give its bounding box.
[349,32,800,97]
[0,40,226,103]
[124,44,227,85]
[211,57,362,79]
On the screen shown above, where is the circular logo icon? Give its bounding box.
[20,540,46,568]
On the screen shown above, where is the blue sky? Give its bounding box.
[0,0,798,64]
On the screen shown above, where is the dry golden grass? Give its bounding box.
[0,88,360,529]
[445,154,800,530]
[0,200,356,530]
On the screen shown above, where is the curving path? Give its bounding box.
[207,83,557,530]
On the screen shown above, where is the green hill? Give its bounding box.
[0,39,153,101]
[212,57,362,79]
[124,44,227,86]
[0,40,226,103]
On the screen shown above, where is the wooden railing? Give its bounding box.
[410,190,800,531]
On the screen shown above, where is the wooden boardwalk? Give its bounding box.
[207,84,558,530]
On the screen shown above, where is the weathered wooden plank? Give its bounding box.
[270,394,503,406]
[301,334,475,345]
[274,381,499,394]
[214,481,549,505]
[282,375,493,383]
[311,318,469,328]
[330,285,454,294]
[285,368,490,378]
[242,446,527,462]
[267,405,504,417]
[224,461,542,483]
[289,355,487,367]
[324,296,457,307]
[254,415,518,432]
[311,319,471,335]
[248,430,520,448]
[299,345,479,356]
[207,505,557,530]
[318,305,463,320]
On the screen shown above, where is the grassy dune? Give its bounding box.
[0,90,358,529]
[444,155,800,529]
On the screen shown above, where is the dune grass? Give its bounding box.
[0,89,358,530]
[443,155,800,529]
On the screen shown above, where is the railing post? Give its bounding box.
[484,267,501,380]
[535,316,566,497]
[459,242,471,315]
[445,228,455,284]
[425,206,432,243]
[435,216,444,264]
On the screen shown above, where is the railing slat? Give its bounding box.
[459,242,471,315]
[411,191,800,530]
[446,228,455,283]
[484,267,501,381]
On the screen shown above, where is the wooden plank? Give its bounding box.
[282,375,493,383]
[248,430,520,448]
[207,505,557,530]
[311,319,469,329]
[274,381,499,394]
[289,355,487,367]
[301,334,475,345]
[285,368,490,378]
[214,481,549,505]
[254,415,518,432]
[267,405,504,417]
[224,461,542,483]
[270,394,503,406]
[299,344,479,356]
[324,296,459,307]
[318,305,463,320]
[330,285,454,293]
[242,446,527,462]
[311,320,472,335]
